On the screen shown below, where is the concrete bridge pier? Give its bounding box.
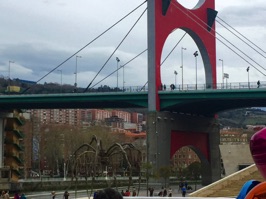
[147,111,221,185]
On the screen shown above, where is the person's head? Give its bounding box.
[95,188,123,199]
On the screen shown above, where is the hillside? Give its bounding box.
[218,108,266,128]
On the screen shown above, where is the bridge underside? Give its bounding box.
[147,111,221,185]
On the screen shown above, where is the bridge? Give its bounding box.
[1,86,266,116]
[1,0,266,190]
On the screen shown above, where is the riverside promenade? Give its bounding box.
[9,185,206,199]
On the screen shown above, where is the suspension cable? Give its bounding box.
[216,19,266,59]
[139,32,187,91]
[89,49,147,89]
[21,1,147,94]
[170,2,266,75]
[83,7,147,92]
[217,16,266,54]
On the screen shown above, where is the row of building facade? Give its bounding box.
[1,108,260,184]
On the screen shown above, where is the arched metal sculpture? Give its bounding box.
[68,135,141,189]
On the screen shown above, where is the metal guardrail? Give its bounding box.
[86,81,265,93]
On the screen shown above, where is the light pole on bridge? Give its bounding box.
[219,59,224,88]
[247,66,250,89]
[174,70,178,88]
[181,47,186,90]
[123,64,125,91]
[193,51,199,90]
[57,70,62,92]
[75,55,82,91]
[116,57,120,89]
[8,60,15,94]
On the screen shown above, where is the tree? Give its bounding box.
[183,161,202,190]
[141,162,153,196]
[158,166,171,188]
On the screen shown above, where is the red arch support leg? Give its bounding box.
[148,0,217,111]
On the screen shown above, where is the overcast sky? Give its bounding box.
[1,0,266,90]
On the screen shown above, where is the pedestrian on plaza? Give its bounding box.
[94,188,123,199]
[20,193,27,199]
[149,187,154,197]
[168,187,172,197]
[63,190,69,199]
[13,192,19,199]
[124,190,130,196]
[6,191,10,199]
[181,186,187,197]
[2,191,10,199]
[179,181,184,193]
[163,187,167,197]
[121,190,125,196]
[132,188,136,196]
[163,84,166,90]
[51,191,56,199]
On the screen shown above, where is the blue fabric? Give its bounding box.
[236,180,261,199]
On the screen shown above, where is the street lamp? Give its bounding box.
[75,55,82,90]
[247,66,250,89]
[8,60,14,93]
[63,162,66,181]
[181,47,186,90]
[174,70,178,88]
[193,51,199,90]
[116,57,120,89]
[57,70,62,92]
[123,65,125,91]
[219,59,224,88]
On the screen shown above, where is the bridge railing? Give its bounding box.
[117,81,264,93]
[7,81,265,95]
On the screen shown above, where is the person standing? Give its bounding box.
[13,192,19,199]
[168,188,172,197]
[124,190,130,196]
[132,189,136,197]
[51,191,56,199]
[163,188,167,197]
[181,186,187,197]
[20,193,27,199]
[149,187,154,197]
[63,190,69,199]
[257,80,261,88]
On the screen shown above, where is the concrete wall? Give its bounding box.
[220,144,254,176]
[147,111,221,185]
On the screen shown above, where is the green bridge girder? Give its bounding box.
[1,89,266,116]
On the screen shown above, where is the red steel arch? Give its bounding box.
[170,131,210,161]
[154,0,217,110]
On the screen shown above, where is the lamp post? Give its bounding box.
[63,162,66,181]
[181,47,186,90]
[75,55,82,90]
[57,70,62,92]
[8,61,14,93]
[219,59,224,88]
[193,51,198,90]
[123,65,125,91]
[247,66,250,89]
[174,70,178,88]
[224,73,229,88]
[116,57,120,89]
